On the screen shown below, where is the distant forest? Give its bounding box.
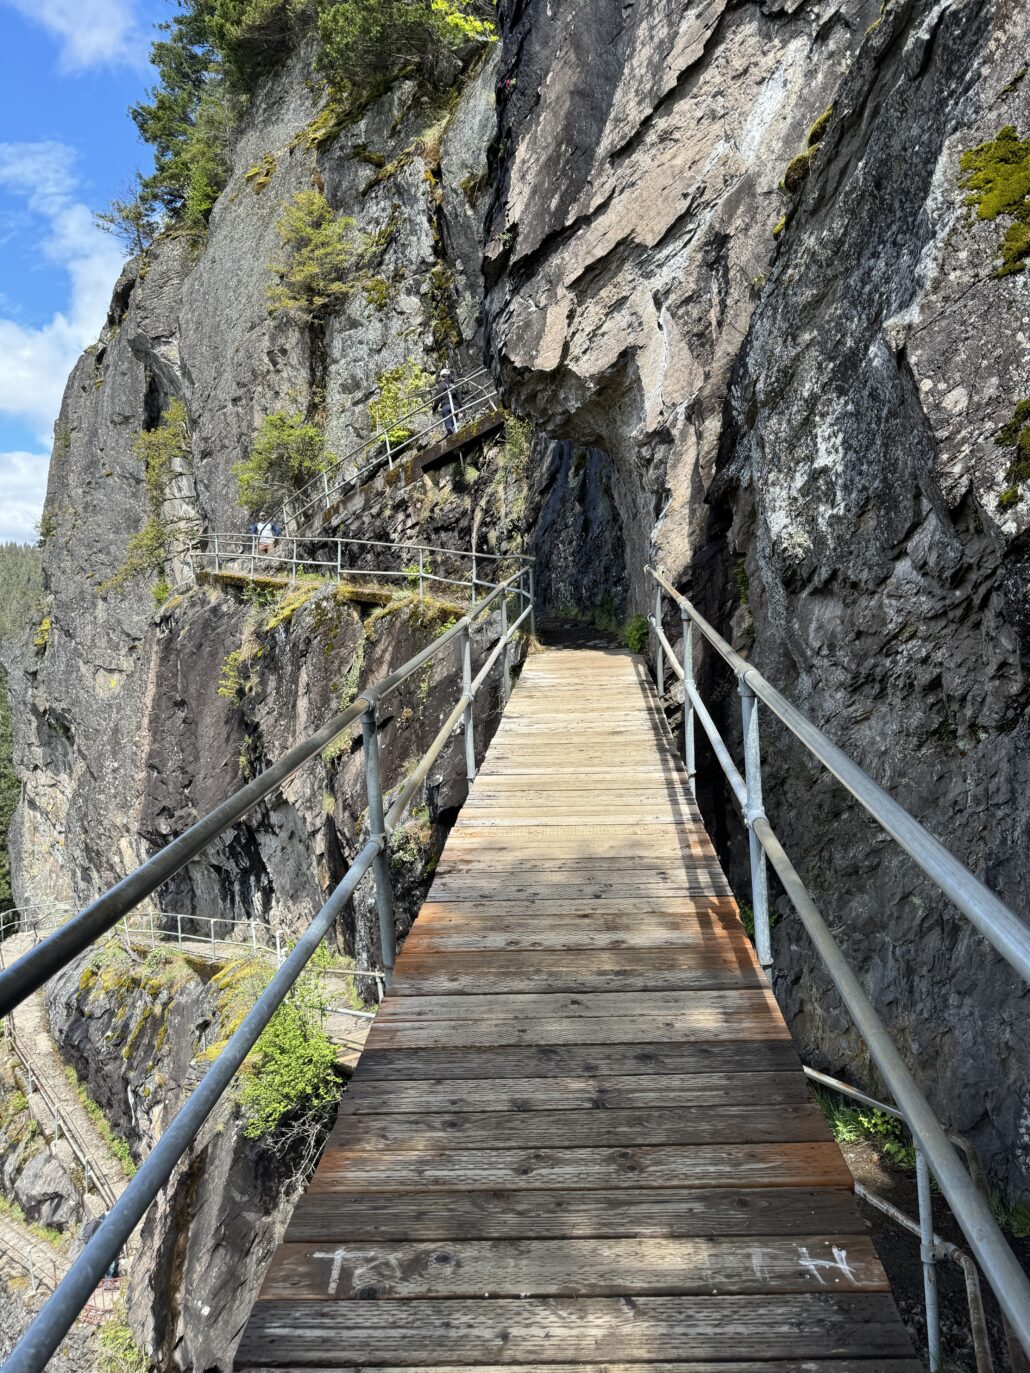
[0,540,43,914]
[0,541,43,644]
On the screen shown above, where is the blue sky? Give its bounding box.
[0,0,163,541]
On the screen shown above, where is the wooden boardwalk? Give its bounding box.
[235,646,918,1370]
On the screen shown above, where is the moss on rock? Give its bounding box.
[959,125,1030,277]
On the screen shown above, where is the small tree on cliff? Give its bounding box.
[234,410,331,510]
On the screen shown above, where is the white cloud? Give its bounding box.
[0,140,125,538]
[1,0,146,71]
[0,451,49,543]
[0,140,125,441]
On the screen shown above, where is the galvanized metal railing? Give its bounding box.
[3,1022,121,1210]
[804,1065,996,1373]
[0,566,533,1373]
[186,532,525,603]
[646,563,1030,1366]
[278,366,500,533]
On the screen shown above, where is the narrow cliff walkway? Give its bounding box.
[4,933,127,1211]
[235,647,918,1369]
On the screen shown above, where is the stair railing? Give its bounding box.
[645,563,1030,1365]
[0,564,533,1373]
[278,367,500,534]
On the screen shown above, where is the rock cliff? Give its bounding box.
[6,36,522,1366]
[5,0,1030,1360]
[484,0,1029,1190]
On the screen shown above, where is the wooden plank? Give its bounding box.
[259,1234,887,1301]
[400,925,748,952]
[388,948,763,995]
[415,897,736,917]
[308,1142,854,1192]
[339,1070,809,1114]
[352,1040,804,1081]
[284,1185,868,1243]
[235,1294,914,1365]
[239,1361,923,1372]
[364,1011,791,1050]
[326,1104,830,1149]
[389,963,762,993]
[377,989,782,1023]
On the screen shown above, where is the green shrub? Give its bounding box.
[135,398,190,510]
[317,0,496,115]
[209,948,339,1137]
[101,519,168,592]
[267,191,394,317]
[622,614,649,653]
[97,1315,148,1373]
[499,413,533,476]
[368,359,433,442]
[234,410,329,510]
[814,1086,915,1170]
[217,648,246,700]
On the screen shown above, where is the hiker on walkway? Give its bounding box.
[248,513,282,556]
[433,368,462,436]
[80,1214,119,1278]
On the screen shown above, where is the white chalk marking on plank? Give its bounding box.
[796,1244,856,1286]
[314,1248,347,1296]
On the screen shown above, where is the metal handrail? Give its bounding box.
[5,1025,120,1210]
[0,568,533,1373]
[804,1065,993,1372]
[186,533,531,599]
[645,563,1030,1361]
[0,567,529,1018]
[278,368,500,533]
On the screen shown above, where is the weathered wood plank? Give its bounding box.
[352,1040,804,1081]
[239,1361,923,1372]
[259,1234,887,1301]
[284,1186,869,1244]
[364,1010,791,1050]
[308,1142,853,1192]
[340,1069,809,1113]
[339,1070,809,1114]
[377,989,782,1023]
[388,955,764,996]
[235,1294,914,1366]
[327,1104,829,1149]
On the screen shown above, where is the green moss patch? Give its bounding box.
[959,125,1030,277]
[995,398,1030,505]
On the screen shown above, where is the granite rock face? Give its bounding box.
[7,41,519,1363]
[484,0,1029,1189]
[11,44,504,921]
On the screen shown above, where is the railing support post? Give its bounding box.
[916,1147,942,1371]
[739,679,772,971]
[527,565,536,640]
[361,707,396,982]
[461,626,476,784]
[213,534,220,573]
[681,607,696,798]
[654,584,664,695]
[499,590,510,704]
[418,548,424,601]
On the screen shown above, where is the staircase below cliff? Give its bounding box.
[234,645,918,1370]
